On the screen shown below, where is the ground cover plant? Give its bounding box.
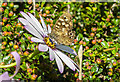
[0,1,120,81]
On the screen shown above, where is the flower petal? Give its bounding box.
[20,11,46,37]
[54,50,76,71]
[0,72,10,81]
[27,12,45,36]
[0,52,21,81]
[24,25,43,40]
[38,44,48,52]
[54,53,64,73]
[10,52,21,78]
[31,37,44,43]
[48,24,51,34]
[56,44,77,55]
[19,18,43,39]
[18,18,30,25]
[49,48,55,61]
[39,15,48,34]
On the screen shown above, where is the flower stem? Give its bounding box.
[0,62,16,68]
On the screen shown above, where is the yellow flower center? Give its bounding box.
[44,37,56,49]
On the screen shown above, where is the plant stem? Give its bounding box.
[33,0,35,16]
[78,45,83,80]
[0,62,16,68]
[103,47,120,52]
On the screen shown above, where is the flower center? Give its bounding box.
[44,37,56,49]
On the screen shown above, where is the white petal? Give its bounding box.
[49,48,55,61]
[0,72,10,81]
[38,44,48,52]
[48,24,51,34]
[27,12,45,36]
[39,15,48,34]
[54,53,64,73]
[20,11,46,37]
[24,25,43,40]
[56,44,77,56]
[31,37,44,43]
[18,18,30,25]
[54,50,76,71]
[10,52,21,78]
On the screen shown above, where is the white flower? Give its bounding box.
[18,11,79,73]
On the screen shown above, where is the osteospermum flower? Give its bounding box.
[18,11,79,73]
[0,52,20,81]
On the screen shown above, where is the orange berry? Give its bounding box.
[85,46,89,50]
[74,39,78,44]
[27,68,33,73]
[9,3,14,8]
[24,51,29,56]
[85,62,89,66]
[79,40,83,45]
[2,3,7,7]
[106,18,110,22]
[50,23,53,27]
[91,28,97,32]
[31,74,37,80]
[92,40,96,44]
[73,19,76,23]
[0,62,5,65]
[50,19,53,24]
[35,4,39,8]
[113,62,117,66]
[98,39,102,43]
[87,66,91,70]
[82,74,86,78]
[96,58,101,64]
[109,68,113,72]
[3,17,7,22]
[117,60,120,64]
[28,36,31,40]
[46,10,50,14]
[16,23,22,27]
[27,0,32,4]
[9,11,14,17]
[1,46,5,49]
[13,45,19,49]
[89,53,93,57]
[90,33,95,37]
[2,41,7,45]
[108,72,112,76]
[74,73,78,78]
[46,18,50,22]
[83,42,86,46]
[0,7,4,13]
[43,13,47,17]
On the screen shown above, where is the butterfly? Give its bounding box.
[49,12,75,45]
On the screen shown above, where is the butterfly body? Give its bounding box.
[49,12,75,45]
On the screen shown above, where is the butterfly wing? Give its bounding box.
[50,12,75,45]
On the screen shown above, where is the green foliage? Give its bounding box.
[0,1,120,81]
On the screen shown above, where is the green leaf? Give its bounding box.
[76,33,83,41]
[101,41,109,48]
[14,73,22,78]
[21,44,26,51]
[11,15,18,20]
[37,76,42,80]
[112,50,116,55]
